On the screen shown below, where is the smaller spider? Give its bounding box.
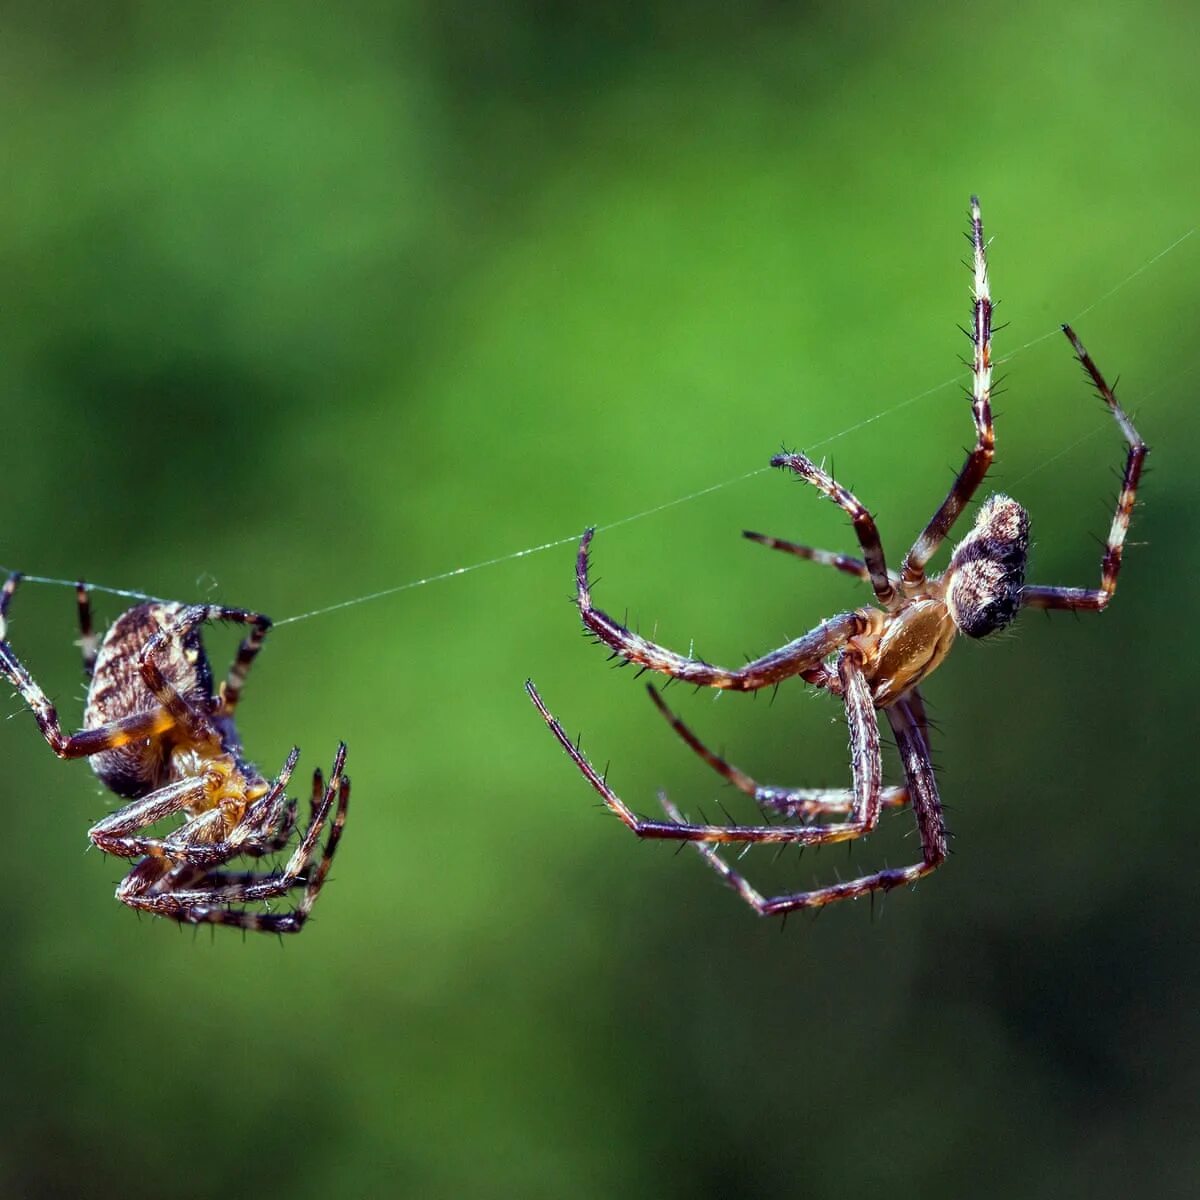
[0,577,349,933]
[527,196,1147,916]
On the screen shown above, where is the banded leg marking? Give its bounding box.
[576,528,857,692]
[673,694,948,914]
[768,453,897,606]
[526,657,885,850]
[1021,325,1148,613]
[902,196,996,589]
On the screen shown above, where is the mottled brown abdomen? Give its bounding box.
[86,602,216,797]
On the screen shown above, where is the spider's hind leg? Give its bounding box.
[528,655,885,852]
[668,695,947,914]
[901,196,997,590]
[0,586,177,761]
[767,453,897,607]
[646,684,909,820]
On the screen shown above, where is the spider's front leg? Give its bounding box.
[645,684,910,820]
[670,692,948,914]
[901,196,997,590]
[767,451,898,607]
[1021,325,1148,613]
[88,776,213,858]
[0,573,177,758]
[575,528,861,692]
[526,652,887,849]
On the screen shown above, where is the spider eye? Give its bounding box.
[946,495,1030,638]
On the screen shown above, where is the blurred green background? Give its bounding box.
[1,2,1198,1196]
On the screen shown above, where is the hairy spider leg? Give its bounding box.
[218,611,272,714]
[75,582,99,677]
[138,604,271,739]
[1021,325,1148,612]
[666,693,948,913]
[0,577,177,757]
[308,759,330,822]
[575,528,859,692]
[88,776,214,857]
[165,865,298,891]
[526,655,887,848]
[902,196,996,590]
[645,683,910,819]
[206,772,349,935]
[903,685,932,743]
[768,452,897,607]
[87,746,301,861]
[0,589,272,759]
[742,531,903,589]
[116,746,350,933]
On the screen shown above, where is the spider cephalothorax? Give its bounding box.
[527,196,1146,916]
[0,584,349,933]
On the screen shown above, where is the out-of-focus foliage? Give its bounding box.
[1,3,1197,1196]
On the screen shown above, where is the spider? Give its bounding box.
[526,196,1147,916]
[0,578,350,933]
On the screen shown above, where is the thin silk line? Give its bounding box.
[2,223,1194,626]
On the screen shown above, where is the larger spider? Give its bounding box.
[0,580,350,933]
[526,197,1147,915]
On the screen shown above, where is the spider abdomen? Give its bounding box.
[86,602,216,798]
[945,495,1030,638]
